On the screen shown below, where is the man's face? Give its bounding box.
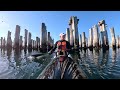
[60,35,66,40]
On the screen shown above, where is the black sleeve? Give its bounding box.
[66,41,71,49]
[49,41,58,53]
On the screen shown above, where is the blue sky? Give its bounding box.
[0,11,120,44]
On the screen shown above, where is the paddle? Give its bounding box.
[27,52,49,60]
[31,53,45,57]
[36,53,49,59]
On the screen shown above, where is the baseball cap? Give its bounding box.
[59,33,66,37]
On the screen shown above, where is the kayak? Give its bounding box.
[37,54,87,79]
[27,52,49,60]
[30,52,44,57]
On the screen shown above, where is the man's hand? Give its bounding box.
[48,50,52,55]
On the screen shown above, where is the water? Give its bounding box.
[78,48,120,79]
[0,48,120,79]
[0,48,53,79]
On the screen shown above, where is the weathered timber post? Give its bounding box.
[24,29,28,49]
[85,37,88,48]
[19,36,23,49]
[53,39,54,47]
[119,36,120,48]
[3,37,6,48]
[28,32,32,50]
[88,37,90,48]
[69,17,74,47]
[117,35,119,48]
[14,25,20,49]
[31,39,33,49]
[33,40,35,50]
[99,33,101,47]
[110,27,116,49]
[93,25,99,48]
[1,37,3,48]
[66,28,70,42]
[40,23,47,52]
[7,31,12,49]
[38,37,40,50]
[98,20,109,50]
[89,28,93,48]
[79,34,82,48]
[69,16,79,48]
[47,32,51,51]
[82,32,86,49]
[36,37,39,50]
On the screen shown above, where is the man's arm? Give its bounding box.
[66,41,73,54]
[66,41,71,50]
[48,41,58,54]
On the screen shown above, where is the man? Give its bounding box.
[48,33,71,56]
[48,33,72,79]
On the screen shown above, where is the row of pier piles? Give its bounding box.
[0,23,54,53]
[0,16,119,52]
[68,16,79,49]
[66,16,119,51]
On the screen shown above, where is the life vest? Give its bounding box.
[56,41,67,58]
[57,41,66,50]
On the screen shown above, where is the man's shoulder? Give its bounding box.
[65,40,69,43]
[55,40,60,44]
[55,40,70,43]
[56,40,60,43]
[65,40,70,44]
[56,40,63,42]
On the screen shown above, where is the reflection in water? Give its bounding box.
[7,48,12,60]
[112,49,116,63]
[79,48,120,79]
[1,48,4,57]
[100,49,109,67]
[3,48,5,56]
[0,49,2,57]
[93,49,99,66]
[28,49,32,53]
[24,49,27,56]
[14,49,21,66]
[0,48,52,79]
[72,49,81,60]
[1,47,120,79]
[82,49,86,57]
[23,49,27,60]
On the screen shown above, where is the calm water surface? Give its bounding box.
[0,49,52,79]
[78,48,120,79]
[0,48,120,79]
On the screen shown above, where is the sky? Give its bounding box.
[0,11,120,44]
